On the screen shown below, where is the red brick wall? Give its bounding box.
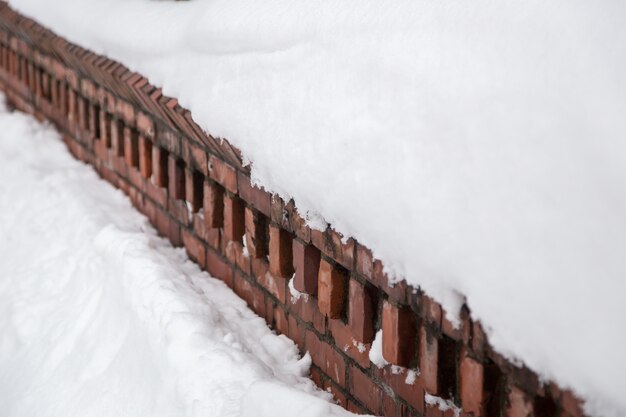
[0,3,586,416]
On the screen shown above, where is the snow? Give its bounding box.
[425,394,461,417]
[288,275,308,303]
[4,1,626,415]
[405,370,418,386]
[0,95,357,417]
[368,330,389,369]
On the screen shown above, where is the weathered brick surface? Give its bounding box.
[348,278,375,343]
[459,351,484,416]
[0,6,589,416]
[244,207,267,259]
[292,239,320,294]
[318,259,345,319]
[269,225,293,278]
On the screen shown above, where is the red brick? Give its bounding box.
[185,169,203,213]
[244,207,267,259]
[288,315,305,351]
[188,144,208,176]
[270,196,291,231]
[349,365,383,415]
[88,102,98,138]
[67,88,78,125]
[383,395,397,417]
[291,295,326,334]
[318,259,346,319]
[128,168,146,192]
[81,78,96,99]
[99,109,111,147]
[374,260,408,303]
[420,294,443,330]
[136,111,154,138]
[110,118,124,158]
[459,352,483,416]
[206,226,221,250]
[224,240,250,276]
[206,249,233,289]
[94,134,109,162]
[181,229,206,268]
[169,218,182,247]
[204,181,224,229]
[168,198,190,227]
[471,321,487,359]
[288,207,311,243]
[142,196,158,226]
[146,179,168,208]
[310,366,323,388]
[292,239,320,295]
[234,272,265,317]
[420,324,439,395]
[426,404,444,417]
[356,244,374,279]
[223,194,245,243]
[506,386,533,417]
[124,127,139,168]
[306,331,346,386]
[117,98,135,126]
[168,155,185,200]
[155,126,180,154]
[382,301,417,367]
[347,401,367,415]
[258,271,288,304]
[238,171,271,217]
[139,135,152,179]
[209,155,237,194]
[348,279,375,343]
[381,365,425,414]
[154,207,169,237]
[311,227,355,270]
[274,306,288,335]
[329,319,370,368]
[324,380,347,409]
[269,225,293,278]
[251,258,269,280]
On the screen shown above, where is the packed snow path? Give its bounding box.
[0,97,355,417]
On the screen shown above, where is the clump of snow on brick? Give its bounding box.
[405,369,419,385]
[425,394,461,417]
[242,234,250,258]
[368,330,389,368]
[288,275,308,303]
[352,339,366,354]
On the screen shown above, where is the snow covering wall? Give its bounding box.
[0,3,616,417]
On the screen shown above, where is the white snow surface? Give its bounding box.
[0,96,357,417]
[368,330,389,369]
[5,1,626,416]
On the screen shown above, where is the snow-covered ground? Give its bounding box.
[4,1,626,416]
[0,96,356,417]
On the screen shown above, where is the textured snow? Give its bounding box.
[5,0,626,416]
[0,96,356,417]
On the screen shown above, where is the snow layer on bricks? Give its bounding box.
[0,4,588,417]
